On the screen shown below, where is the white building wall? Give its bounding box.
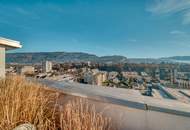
[42,61,52,73]
[0,46,5,78]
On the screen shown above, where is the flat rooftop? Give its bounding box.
[0,37,22,50]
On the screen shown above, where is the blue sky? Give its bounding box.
[1,0,190,58]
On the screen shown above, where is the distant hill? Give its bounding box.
[7,52,190,64]
[6,52,128,64]
[163,56,190,61]
[128,56,190,64]
[128,58,161,64]
[160,56,190,64]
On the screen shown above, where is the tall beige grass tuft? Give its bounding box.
[0,76,113,130]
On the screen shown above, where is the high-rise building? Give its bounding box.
[173,69,178,83]
[87,61,91,67]
[155,68,160,80]
[42,61,53,73]
[170,69,178,84]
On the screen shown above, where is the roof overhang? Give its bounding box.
[0,37,22,50]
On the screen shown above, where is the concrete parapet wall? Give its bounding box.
[36,79,190,130]
[47,90,190,130]
[87,97,190,130]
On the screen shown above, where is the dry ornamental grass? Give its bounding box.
[0,76,114,130]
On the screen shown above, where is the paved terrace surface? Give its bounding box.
[37,79,190,117]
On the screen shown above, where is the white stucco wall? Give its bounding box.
[0,46,5,78]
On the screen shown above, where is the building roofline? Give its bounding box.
[0,37,22,50]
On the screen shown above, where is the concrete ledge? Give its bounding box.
[179,90,190,99]
[148,105,190,117]
[158,85,177,99]
[36,79,190,117]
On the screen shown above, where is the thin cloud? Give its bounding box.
[147,0,190,14]
[0,4,66,30]
[15,7,31,15]
[183,11,190,24]
[147,0,190,25]
[169,30,190,41]
[128,39,137,42]
[170,30,185,35]
[169,30,190,48]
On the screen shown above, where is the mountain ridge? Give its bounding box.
[6,52,128,64]
[6,52,190,64]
